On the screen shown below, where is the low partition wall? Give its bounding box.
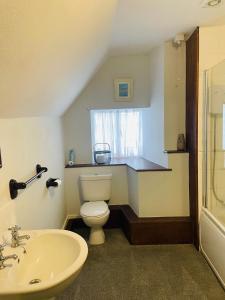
[128,154,190,217]
[66,205,193,245]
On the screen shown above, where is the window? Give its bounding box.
[90,108,143,158]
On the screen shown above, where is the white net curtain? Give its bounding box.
[90,108,143,158]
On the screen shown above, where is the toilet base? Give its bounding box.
[89,227,105,245]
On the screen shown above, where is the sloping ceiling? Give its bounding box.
[0,0,118,117]
[1,0,225,117]
[111,0,225,54]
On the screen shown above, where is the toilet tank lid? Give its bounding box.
[79,174,112,181]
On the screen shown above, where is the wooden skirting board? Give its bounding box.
[66,205,193,245]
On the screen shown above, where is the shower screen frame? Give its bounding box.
[203,70,209,209]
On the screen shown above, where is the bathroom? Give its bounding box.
[0,1,225,299]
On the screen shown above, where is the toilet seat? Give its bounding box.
[80,201,109,218]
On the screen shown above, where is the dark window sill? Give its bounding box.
[65,157,172,172]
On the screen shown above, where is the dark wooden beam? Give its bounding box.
[186,27,199,249]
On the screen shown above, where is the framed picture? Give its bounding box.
[114,78,133,101]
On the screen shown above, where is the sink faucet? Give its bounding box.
[8,225,30,248]
[0,244,18,269]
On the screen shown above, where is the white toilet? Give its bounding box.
[79,173,112,245]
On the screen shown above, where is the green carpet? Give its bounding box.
[57,229,225,300]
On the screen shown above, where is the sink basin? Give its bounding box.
[0,229,88,300]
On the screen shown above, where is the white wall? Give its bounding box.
[127,168,139,215]
[63,44,186,167]
[139,154,189,217]
[63,54,151,163]
[65,166,128,216]
[0,117,65,231]
[63,46,189,218]
[164,41,186,150]
[142,45,168,167]
[142,42,186,166]
[127,154,189,217]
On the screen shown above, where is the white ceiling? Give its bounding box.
[110,0,225,54]
[1,0,225,117]
[0,0,117,117]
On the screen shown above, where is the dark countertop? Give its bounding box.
[65,157,172,172]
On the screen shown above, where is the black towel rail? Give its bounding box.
[9,164,48,199]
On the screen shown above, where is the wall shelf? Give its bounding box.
[65,157,172,172]
[164,150,189,154]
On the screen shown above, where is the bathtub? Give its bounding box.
[200,207,225,288]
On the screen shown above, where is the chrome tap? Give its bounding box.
[0,244,17,269]
[8,225,30,248]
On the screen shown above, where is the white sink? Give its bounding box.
[0,229,88,300]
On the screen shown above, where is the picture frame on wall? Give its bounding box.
[114,78,133,101]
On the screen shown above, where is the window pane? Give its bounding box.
[119,110,142,157]
[91,110,117,155]
[91,109,143,158]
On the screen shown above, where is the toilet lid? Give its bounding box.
[80,201,109,218]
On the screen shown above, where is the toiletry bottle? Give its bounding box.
[177,134,185,151]
[68,149,75,165]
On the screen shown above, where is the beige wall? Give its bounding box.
[63,54,151,164]
[0,117,65,231]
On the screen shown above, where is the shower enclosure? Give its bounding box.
[201,59,225,288]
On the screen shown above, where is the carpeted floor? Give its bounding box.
[56,229,225,300]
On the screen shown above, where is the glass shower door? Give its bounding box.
[204,59,225,226]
